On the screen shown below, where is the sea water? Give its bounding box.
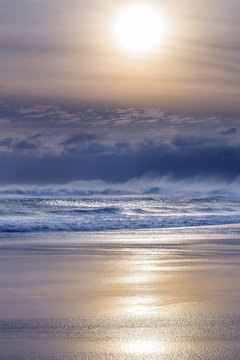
[0,195,240,233]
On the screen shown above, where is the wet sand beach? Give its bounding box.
[1,227,240,359]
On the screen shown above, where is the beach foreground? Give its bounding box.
[1,227,240,359]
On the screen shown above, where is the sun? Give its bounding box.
[114,4,167,54]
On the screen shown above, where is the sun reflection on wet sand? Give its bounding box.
[2,230,240,359]
[123,339,167,355]
[108,249,180,315]
[120,295,158,314]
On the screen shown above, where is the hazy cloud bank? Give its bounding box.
[1,176,240,198]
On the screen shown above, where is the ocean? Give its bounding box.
[1,194,240,233]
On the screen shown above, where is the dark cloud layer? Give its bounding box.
[0,101,240,184]
[0,138,240,184]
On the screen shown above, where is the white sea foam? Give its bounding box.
[1,175,240,198]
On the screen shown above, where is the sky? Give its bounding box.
[0,0,240,185]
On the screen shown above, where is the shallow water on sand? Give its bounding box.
[1,227,240,359]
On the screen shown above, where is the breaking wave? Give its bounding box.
[0,194,240,233]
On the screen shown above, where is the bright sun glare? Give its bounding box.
[114,5,167,54]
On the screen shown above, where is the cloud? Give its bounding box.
[0,138,13,147]
[0,137,38,152]
[219,127,238,136]
[172,136,214,148]
[62,133,96,146]
[0,102,240,184]
[0,139,240,184]
[13,141,37,151]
